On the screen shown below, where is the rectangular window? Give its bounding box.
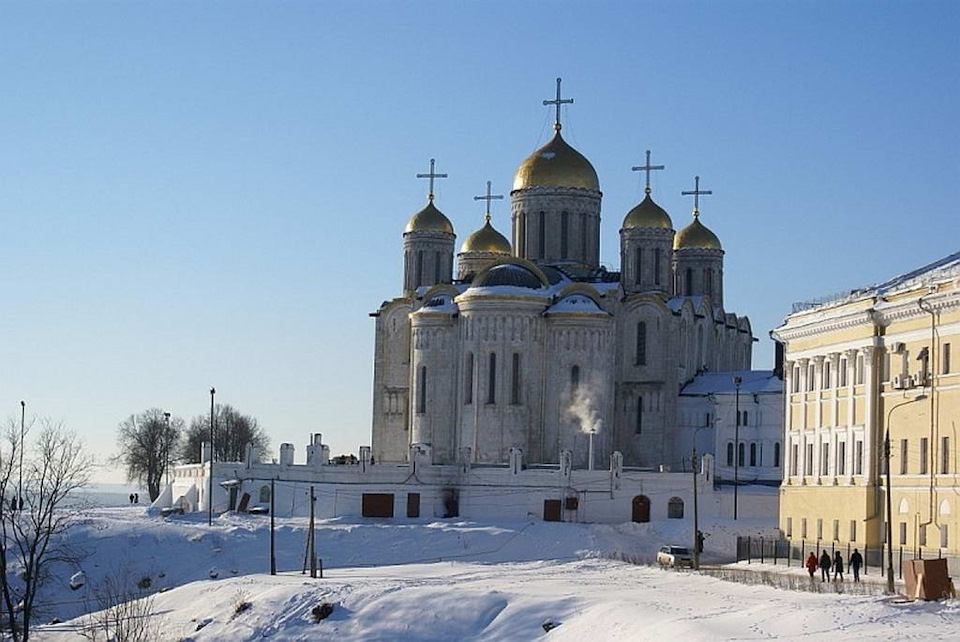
[738,443,745,467]
[464,353,474,405]
[823,362,832,389]
[920,438,928,475]
[636,322,647,366]
[900,439,909,475]
[833,519,840,541]
[850,520,857,542]
[808,365,816,391]
[941,524,949,549]
[942,436,950,474]
[840,358,848,386]
[786,517,793,538]
[856,355,864,384]
[654,249,661,285]
[801,518,808,539]
[416,366,427,414]
[511,353,521,405]
[817,518,823,540]
[791,444,799,475]
[838,441,846,476]
[855,440,864,475]
[920,525,927,547]
[806,444,814,476]
[793,367,801,393]
[636,397,643,435]
[899,521,907,546]
[487,353,497,404]
[821,442,830,476]
[634,247,642,285]
[944,343,951,374]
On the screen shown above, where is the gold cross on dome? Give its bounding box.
[543,77,574,131]
[681,175,713,217]
[416,158,448,202]
[631,150,665,195]
[473,181,504,223]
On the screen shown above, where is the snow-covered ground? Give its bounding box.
[29,509,958,640]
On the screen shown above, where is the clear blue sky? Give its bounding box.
[1,1,957,482]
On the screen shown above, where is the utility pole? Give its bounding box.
[208,388,215,527]
[733,376,742,520]
[270,477,277,575]
[692,447,700,570]
[309,485,317,578]
[19,400,25,511]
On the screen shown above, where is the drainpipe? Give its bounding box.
[917,296,938,536]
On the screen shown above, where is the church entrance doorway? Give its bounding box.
[632,495,651,523]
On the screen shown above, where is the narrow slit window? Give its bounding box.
[511,353,521,405]
[487,352,497,404]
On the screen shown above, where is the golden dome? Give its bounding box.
[622,192,673,230]
[674,214,722,250]
[405,200,454,234]
[461,217,512,254]
[513,131,599,191]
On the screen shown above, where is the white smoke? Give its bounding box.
[567,386,602,435]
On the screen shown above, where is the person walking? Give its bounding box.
[819,550,832,583]
[849,549,863,583]
[806,552,818,579]
[833,551,844,582]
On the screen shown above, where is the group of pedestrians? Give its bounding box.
[806,549,863,583]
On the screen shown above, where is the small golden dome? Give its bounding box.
[513,131,599,191]
[461,217,512,254]
[674,214,722,250]
[622,193,673,230]
[405,200,454,234]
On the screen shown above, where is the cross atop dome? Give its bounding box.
[473,181,504,223]
[543,77,574,132]
[682,175,713,217]
[416,158,448,202]
[631,150,665,195]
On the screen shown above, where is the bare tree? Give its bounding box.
[0,421,92,641]
[180,404,269,464]
[115,409,183,502]
[79,566,159,642]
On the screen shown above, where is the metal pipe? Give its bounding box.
[209,387,215,527]
[885,393,926,594]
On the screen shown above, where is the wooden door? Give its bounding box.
[543,499,562,522]
[632,495,650,523]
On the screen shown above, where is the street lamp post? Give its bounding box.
[733,376,742,520]
[19,400,25,511]
[884,393,926,594]
[209,388,215,527]
[692,419,718,570]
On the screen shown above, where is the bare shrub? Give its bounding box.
[79,568,159,642]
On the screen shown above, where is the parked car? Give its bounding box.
[657,545,693,568]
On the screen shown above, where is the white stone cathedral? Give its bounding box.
[371,85,754,470]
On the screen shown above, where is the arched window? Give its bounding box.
[511,353,522,405]
[742,410,748,426]
[464,353,474,405]
[774,442,781,468]
[654,249,661,285]
[738,442,745,467]
[685,268,693,295]
[538,211,546,259]
[668,497,684,519]
[750,443,757,467]
[636,321,647,366]
[259,485,271,504]
[417,366,427,414]
[487,353,497,404]
[726,443,734,466]
[634,247,642,285]
[560,211,569,259]
[636,396,643,435]
[571,365,580,392]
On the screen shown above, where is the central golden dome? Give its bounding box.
[623,193,673,230]
[461,218,512,254]
[513,131,599,191]
[405,200,454,234]
[674,215,722,250]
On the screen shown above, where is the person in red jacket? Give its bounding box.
[806,552,818,579]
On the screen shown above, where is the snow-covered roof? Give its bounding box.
[545,294,608,315]
[680,370,782,396]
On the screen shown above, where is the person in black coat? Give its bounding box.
[833,551,844,581]
[819,550,832,582]
[849,549,863,583]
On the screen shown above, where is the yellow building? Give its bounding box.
[773,252,959,555]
